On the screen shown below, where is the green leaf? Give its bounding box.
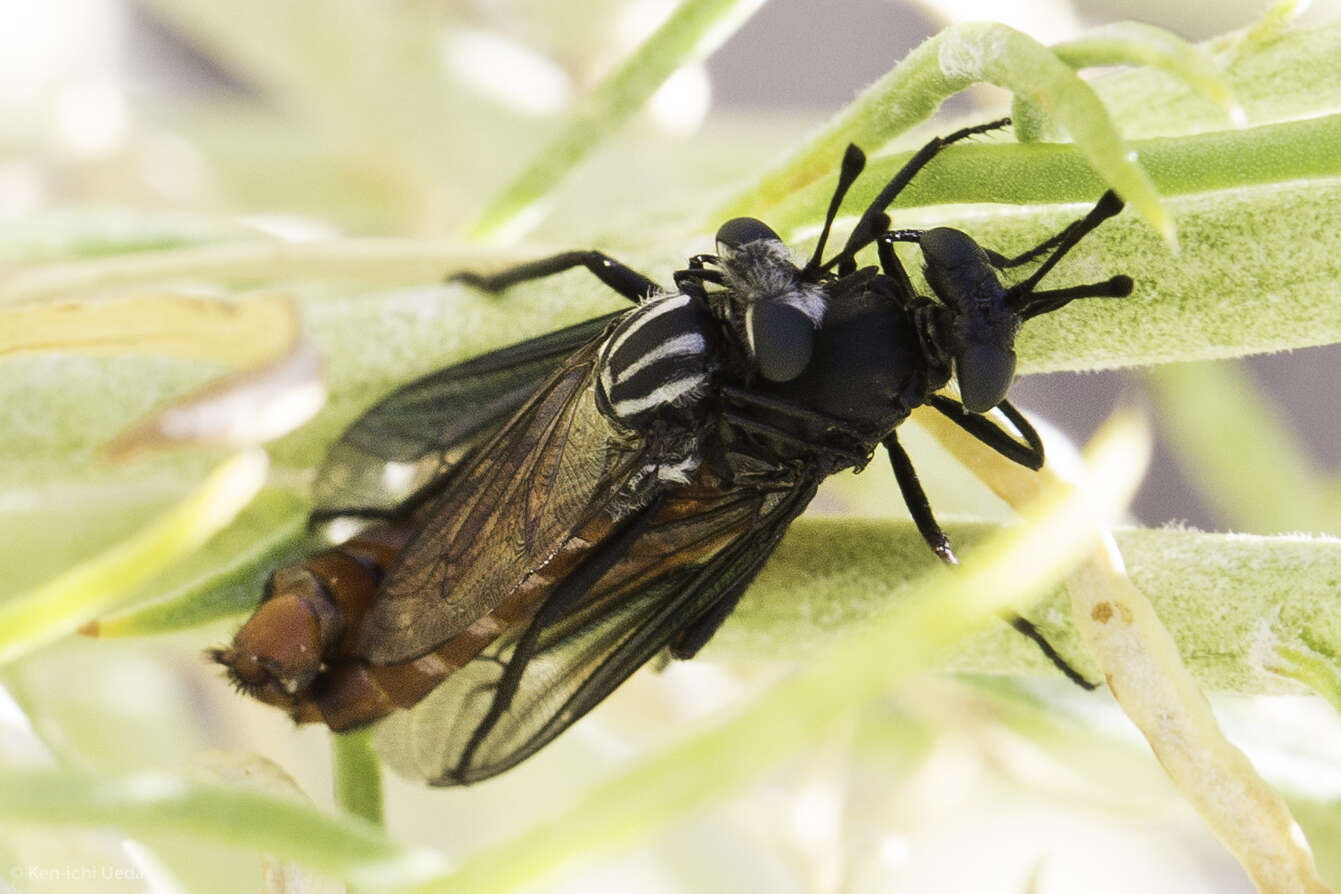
[716,22,1172,240]
[1031,21,1243,136]
[1147,362,1340,533]
[0,769,446,890]
[0,208,255,264]
[106,507,1341,699]
[709,521,1341,695]
[84,487,310,638]
[1095,20,1341,138]
[468,0,769,240]
[399,414,1148,894]
[0,453,266,665]
[767,113,1341,223]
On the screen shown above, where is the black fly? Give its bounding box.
[215,117,1132,784]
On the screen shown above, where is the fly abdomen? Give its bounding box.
[596,292,717,430]
[211,522,414,714]
[309,521,612,730]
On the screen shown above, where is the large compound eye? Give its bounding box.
[715,217,780,255]
[957,341,1017,414]
[918,227,982,270]
[747,300,814,382]
[919,227,993,311]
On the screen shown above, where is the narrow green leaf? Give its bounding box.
[1050,22,1242,125]
[1146,362,1338,533]
[0,208,254,264]
[1014,19,1244,143]
[404,414,1148,894]
[1093,21,1341,139]
[1236,0,1308,52]
[0,452,267,665]
[716,522,1341,695]
[767,114,1341,228]
[717,22,1171,240]
[0,238,517,307]
[84,487,311,638]
[0,769,446,889]
[1271,642,1341,715]
[468,0,767,240]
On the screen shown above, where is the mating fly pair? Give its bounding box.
[215,117,1133,785]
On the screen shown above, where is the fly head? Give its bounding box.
[918,226,1020,414]
[713,217,827,383]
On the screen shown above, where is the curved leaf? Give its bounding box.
[83,487,310,638]
[0,452,267,665]
[1028,21,1243,137]
[716,22,1172,240]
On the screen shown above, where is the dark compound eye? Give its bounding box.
[747,300,814,382]
[956,340,1017,414]
[715,217,780,255]
[917,227,983,270]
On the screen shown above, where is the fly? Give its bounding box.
[213,117,1133,784]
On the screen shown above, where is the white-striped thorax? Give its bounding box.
[594,291,718,436]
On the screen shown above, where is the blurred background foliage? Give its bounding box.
[1,0,1340,892]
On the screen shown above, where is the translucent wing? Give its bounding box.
[373,477,820,785]
[312,312,622,515]
[356,336,656,664]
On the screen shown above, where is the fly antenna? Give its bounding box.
[804,144,866,273]
[1007,190,1126,304]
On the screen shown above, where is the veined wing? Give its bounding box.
[312,312,622,516]
[357,337,654,665]
[373,474,820,785]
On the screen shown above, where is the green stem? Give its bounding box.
[467,0,768,241]
[332,728,385,828]
[767,113,1341,234]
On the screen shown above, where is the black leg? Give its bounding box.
[882,431,957,564]
[455,491,669,776]
[926,395,1044,470]
[720,411,870,468]
[1019,276,1134,320]
[884,426,1096,688]
[1004,613,1099,690]
[669,586,746,660]
[921,398,1097,688]
[673,266,726,298]
[450,250,664,303]
[719,385,868,436]
[668,254,726,299]
[834,117,1012,267]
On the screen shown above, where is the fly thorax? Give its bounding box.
[595,292,719,433]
